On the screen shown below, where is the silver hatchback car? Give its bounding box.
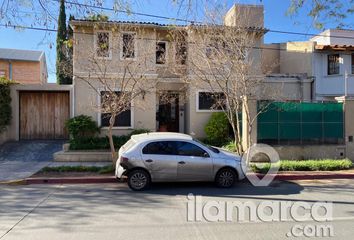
[115,132,245,191]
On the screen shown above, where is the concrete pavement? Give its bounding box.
[0,141,65,182]
[0,179,353,240]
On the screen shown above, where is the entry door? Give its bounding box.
[158,93,179,132]
[175,141,213,181]
[20,91,70,139]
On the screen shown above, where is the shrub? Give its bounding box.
[129,128,151,136]
[69,135,130,150]
[251,159,353,173]
[39,165,114,174]
[0,77,12,133]
[222,141,237,152]
[204,112,230,145]
[65,115,99,139]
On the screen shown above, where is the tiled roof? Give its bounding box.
[0,48,44,61]
[70,19,267,32]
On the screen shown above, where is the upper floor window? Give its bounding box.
[100,91,132,128]
[197,92,226,111]
[156,42,166,64]
[122,33,136,59]
[351,53,354,74]
[176,40,187,65]
[327,54,340,75]
[0,70,6,78]
[95,31,111,58]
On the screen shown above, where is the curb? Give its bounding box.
[25,176,118,185]
[256,173,354,181]
[2,173,354,186]
[0,179,27,185]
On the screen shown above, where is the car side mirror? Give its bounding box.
[203,152,209,158]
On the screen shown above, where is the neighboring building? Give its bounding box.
[70,4,267,138]
[0,48,73,145]
[0,48,48,84]
[263,29,354,101]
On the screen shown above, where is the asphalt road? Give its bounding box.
[0,179,353,240]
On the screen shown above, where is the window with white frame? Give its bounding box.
[327,54,340,75]
[197,92,226,111]
[122,33,136,59]
[156,42,166,64]
[100,91,132,127]
[0,70,6,78]
[95,31,111,58]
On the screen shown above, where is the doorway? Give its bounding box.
[157,92,180,132]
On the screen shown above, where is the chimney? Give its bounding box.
[224,4,264,28]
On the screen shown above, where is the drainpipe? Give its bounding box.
[345,69,348,97]
[8,61,13,80]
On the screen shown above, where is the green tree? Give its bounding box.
[56,0,72,84]
[287,0,353,29]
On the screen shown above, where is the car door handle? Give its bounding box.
[145,159,153,163]
[178,161,186,164]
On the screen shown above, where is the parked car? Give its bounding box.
[115,132,245,191]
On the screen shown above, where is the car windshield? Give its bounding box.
[193,139,220,154]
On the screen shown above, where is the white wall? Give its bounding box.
[314,52,354,99]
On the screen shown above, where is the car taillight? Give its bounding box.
[121,157,129,163]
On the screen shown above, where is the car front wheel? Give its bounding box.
[127,169,151,191]
[215,168,237,188]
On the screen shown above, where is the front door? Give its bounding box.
[158,93,179,132]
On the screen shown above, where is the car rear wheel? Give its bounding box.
[215,168,237,188]
[127,169,151,191]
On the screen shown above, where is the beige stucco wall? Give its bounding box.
[261,43,280,74]
[262,76,313,101]
[280,42,314,75]
[224,4,264,28]
[262,41,314,76]
[73,77,157,136]
[274,145,346,160]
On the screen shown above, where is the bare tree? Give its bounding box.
[71,23,157,163]
[181,5,271,155]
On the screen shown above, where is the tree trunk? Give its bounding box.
[108,114,118,164]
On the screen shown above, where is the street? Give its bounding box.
[0,179,353,240]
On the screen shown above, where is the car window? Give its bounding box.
[142,141,175,155]
[176,141,209,157]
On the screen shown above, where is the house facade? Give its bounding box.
[0,48,48,84]
[263,29,354,101]
[70,4,269,138]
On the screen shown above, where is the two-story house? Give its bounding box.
[0,48,48,84]
[70,4,267,138]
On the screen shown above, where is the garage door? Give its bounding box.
[20,91,70,139]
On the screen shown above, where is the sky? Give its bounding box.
[0,0,353,83]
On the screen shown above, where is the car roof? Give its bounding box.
[131,132,193,142]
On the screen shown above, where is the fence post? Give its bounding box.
[242,98,258,150]
[336,96,354,161]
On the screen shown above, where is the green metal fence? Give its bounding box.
[257,101,344,145]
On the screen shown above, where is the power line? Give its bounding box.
[53,0,192,24]
[55,0,354,40]
[1,22,353,56]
